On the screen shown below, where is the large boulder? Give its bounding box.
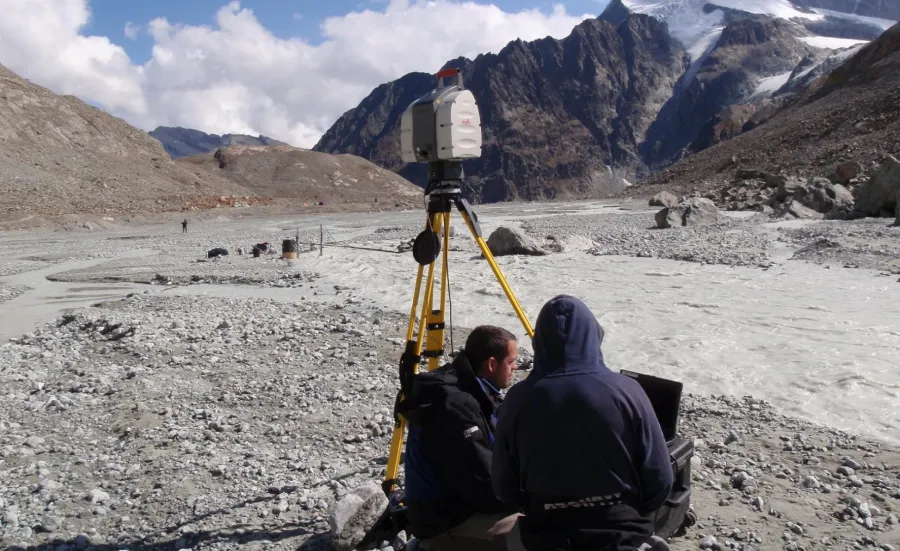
[793,178,854,215]
[486,227,547,256]
[649,191,678,208]
[774,200,824,220]
[833,161,862,185]
[654,208,670,229]
[329,483,389,551]
[656,197,719,229]
[734,169,786,189]
[853,155,900,217]
[775,177,806,201]
[895,202,900,226]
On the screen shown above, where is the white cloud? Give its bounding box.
[0,0,594,148]
[0,0,147,117]
[124,21,141,40]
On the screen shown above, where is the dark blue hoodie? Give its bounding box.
[491,295,673,519]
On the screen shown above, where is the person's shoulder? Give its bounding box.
[413,367,476,404]
[443,382,482,413]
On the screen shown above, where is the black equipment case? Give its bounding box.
[620,370,695,540]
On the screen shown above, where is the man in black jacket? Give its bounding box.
[398,325,522,551]
[491,295,674,551]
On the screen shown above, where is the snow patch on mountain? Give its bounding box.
[751,71,794,97]
[807,8,896,31]
[622,0,726,58]
[619,0,895,61]
[711,0,822,20]
[799,36,870,48]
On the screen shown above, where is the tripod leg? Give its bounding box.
[383,212,444,494]
[423,211,452,371]
[455,198,535,339]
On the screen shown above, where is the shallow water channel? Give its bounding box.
[1,204,899,445]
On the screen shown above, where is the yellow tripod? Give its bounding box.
[382,161,535,497]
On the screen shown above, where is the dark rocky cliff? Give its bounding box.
[315,14,688,202]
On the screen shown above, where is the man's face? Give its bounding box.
[485,340,518,389]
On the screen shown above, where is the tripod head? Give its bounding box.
[423,160,464,197]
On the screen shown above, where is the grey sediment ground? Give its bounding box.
[521,212,775,268]
[1,204,899,551]
[0,284,30,303]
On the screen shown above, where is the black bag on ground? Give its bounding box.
[653,437,694,540]
[207,247,228,258]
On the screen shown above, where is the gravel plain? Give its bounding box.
[2,203,899,551]
[776,219,900,273]
[0,284,30,304]
[521,212,775,268]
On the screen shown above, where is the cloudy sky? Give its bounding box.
[0,0,606,148]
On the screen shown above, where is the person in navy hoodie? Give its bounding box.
[491,295,673,551]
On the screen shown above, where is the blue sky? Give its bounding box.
[86,0,606,63]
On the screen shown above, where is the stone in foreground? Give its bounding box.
[330,482,389,551]
[656,198,719,229]
[486,226,548,256]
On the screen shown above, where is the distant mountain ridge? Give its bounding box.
[177,145,423,208]
[0,64,422,227]
[0,64,257,224]
[313,0,899,203]
[149,126,289,159]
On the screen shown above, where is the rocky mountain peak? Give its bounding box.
[317,11,688,202]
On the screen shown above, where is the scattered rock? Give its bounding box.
[649,191,679,208]
[776,177,807,202]
[486,226,547,256]
[656,197,720,229]
[834,160,862,185]
[853,155,900,217]
[329,483,389,551]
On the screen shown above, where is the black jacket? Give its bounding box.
[492,295,674,549]
[398,353,515,538]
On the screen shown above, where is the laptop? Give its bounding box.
[619,370,683,441]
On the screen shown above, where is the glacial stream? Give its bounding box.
[1,206,899,445]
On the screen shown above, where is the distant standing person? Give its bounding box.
[182,219,188,233]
